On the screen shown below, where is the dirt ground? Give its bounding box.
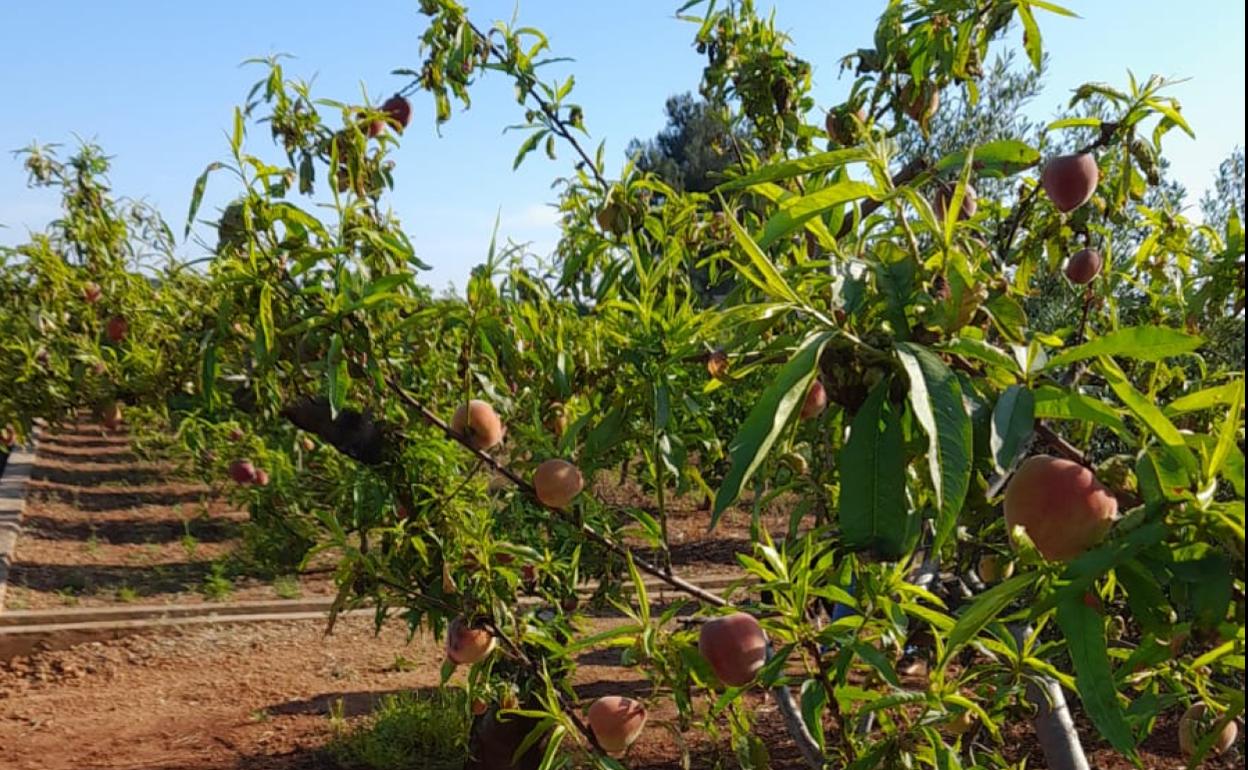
[1,424,1242,769]
[3,424,334,611]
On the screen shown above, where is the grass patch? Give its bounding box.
[272,574,301,599]
[327,688,470,770]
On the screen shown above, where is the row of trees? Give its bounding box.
[3,1,1244,768]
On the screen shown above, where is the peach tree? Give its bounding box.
[167,1,1244,768]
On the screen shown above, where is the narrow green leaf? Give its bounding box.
[1033,384,1135,442]
[723,208,801,304]
[1207,381,1244,486]
[838,379,911,558]
[715,148,870,192]
[941,572,1040,668]
[1098,358,1198,476]
[991,385,1034,471]
[1044,325,1203,369]
[933,140,1039,178]
[936,337,1020,375]
[184,163,224,238]
[1016,3,1043,70]
[712,333,834,524]
[513,130,546,170]
[1056,594,1137,756]
[895,342,973,551]
[757,182,875,248]
[1165,380,1246,416]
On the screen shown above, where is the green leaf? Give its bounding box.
[838,379,911,559]
[1098,358,1198,476]
[184,163,224,238]
[715,148,870,192]
[1056,594,1137,756]
[1165,380,1246,416]
[933,140,1039,178]
[799,679,827,750]
[1032,384,1135,442]
[712,333,835,525]
[722,208,802,304]
[1044,325,1203,369]
[326,333,348,414]
[257,283,275,358]
[936,337,1020,375]
[1207,381,1244,486]
[513,130,547,170]
[940,572,1040,668]
[1016,3,1043,70]
[757,182,876,248]
[895,343,973,551]
[991,385,1034,471]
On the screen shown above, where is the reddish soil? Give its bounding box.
[2,613,1238,770]
[1,425,1241,769]
[3,423,334,611]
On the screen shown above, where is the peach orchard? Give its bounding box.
[1,1,1244,768]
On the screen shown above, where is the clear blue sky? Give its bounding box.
[2,1,1244,291]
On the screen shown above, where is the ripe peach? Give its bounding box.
[976,554,1014,584]
[471,698,488,716]
[1064,248,1103,285]
[587,696,647,755]
[1041,153,1099,213]
[446,616,495,665]
[935,183,977,221]
[301,436,316,452]
[699,612,768,687]
[451,399,504,451]
[82,282,102,304]
[800,380,827,420]
[229,459,258,485]
[1179,703,1238,759]
[533,459,583,508]
[106,315,129,344]
[901,79,940,124]
[1004,455,1117,561]
[253,469,270,487]
[381,94,412,133]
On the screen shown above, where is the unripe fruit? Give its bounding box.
[82,282,102,304]
[99,401,123,432]
[901,79,940,124]
[1179,704,1238,759]
[800,380,827,420]
[706,349,729,379]
[106,315,129,344]
[381,94,412,132]
[976,554,1014,584]
[533,459,583,508]
[825,105,865,146]
[545,403,567,438]
[1041,153,1099,213]
[301,436,316,452]
[1064,248,1103,285]
[1003,455,1117,562]
[445,616,495,665]
[253,469,270,487]
[229,459,258,485]
[699,612,768,687]
[450,399,504,451]
[587,696,647,755]
[935,183,977,221]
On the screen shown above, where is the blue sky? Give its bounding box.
[2,1,1244,291]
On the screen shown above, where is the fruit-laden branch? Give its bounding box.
[381,377,828,768]
[399,15,611,192]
